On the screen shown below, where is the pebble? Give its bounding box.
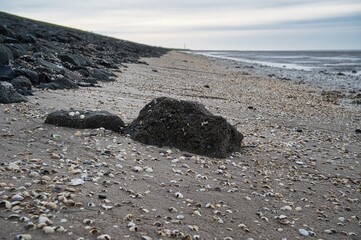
[299,229,309,237]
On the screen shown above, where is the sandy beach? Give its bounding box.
[1,51,360,240]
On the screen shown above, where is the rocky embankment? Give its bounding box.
[0,11,167,103]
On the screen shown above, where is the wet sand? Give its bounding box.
[1,51,360,240]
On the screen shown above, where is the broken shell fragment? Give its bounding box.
[97,234,111,240]
[14,234,32,240]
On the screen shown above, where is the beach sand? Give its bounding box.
[1,51,360,240]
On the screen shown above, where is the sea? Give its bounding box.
[191,50,361,91]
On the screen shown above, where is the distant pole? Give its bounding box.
[184,43,186,49]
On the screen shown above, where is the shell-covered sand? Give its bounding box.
[1,51,360,240]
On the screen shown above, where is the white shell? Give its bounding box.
[43,226,55,234]
[14,234,32,240]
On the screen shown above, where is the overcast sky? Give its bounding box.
[1,0,361,50]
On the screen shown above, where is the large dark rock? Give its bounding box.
[11,76,32,90]
[0,65,15,80]
[15,69,39,85]
[0,24,15,37]
[0,45,13,65]
[126,97,243,158]
[0,81,27,103]
[37,77,79,90]
[17,33,36,43]
[45,110,125,132]
[59,54,89,67]
[5,44,31,59]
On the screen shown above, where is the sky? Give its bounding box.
[1,0,361,50]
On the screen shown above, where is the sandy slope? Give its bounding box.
[0,51,360,240]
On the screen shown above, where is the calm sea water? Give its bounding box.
[194,50,361,76]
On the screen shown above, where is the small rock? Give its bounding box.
[299,229,309,237]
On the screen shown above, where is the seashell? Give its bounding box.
[101,204,113,210]
[19,216,30,222]
[14,234,32,240]
[127,221,136,227]
[83,219,94,225]
[128,226,138,232]
[193,210,202,216]
[50,153,61,159]
[89,227,101,236]
[45,202,57,210]
[124,214,133,221]
[88,202,96,207]
[133,166,143,172]
[193,235,201,240]
[0,200,12,209]
[168,207,178,213]
[97,235,111,240]
[55,226,66,232]
[141,208,149,213]
[174,192,183,199]
[145,167,153,173]
[69,178,84,186]
[43,226,55,234]
[7,214,21,220]
[141,236,152,240]
[12,194,24,201]
[324,229,337,234]
[298,229,309,237]
[74,202,83,207]
[176,215,185,220]
[29,171,40,178]
[25,222,36,230]
[38,216,53,225]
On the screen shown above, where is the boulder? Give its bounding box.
[11,76,32,90]
[59,54,89,67]
[0,24,15,37]
[37,77,78,90]
[45,110,125,132]
[0,81,27,103]
[5,44,31,59]
[0,45,13,65]
[0,65,15,81]
[15,69,39,85]
[17,33,36,43]
[126,97,243,158]
[53,76,79,89]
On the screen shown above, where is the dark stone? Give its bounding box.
[17,33,36,43]
[356,129,361,134]
[59,54,89,67]
[0,24,15,37]
[53,77,79,89]
[37,82,62,90]
[77,82,97,87]
[0,65,15,81]
[5,44,31,59]
[352,70,357,74]
[125,97,243,158]
[11,76,32,90]
[89,68,115,81]
[15,69,39,85]
[0,45,13,65]
[0,81,27,103]
[337,72,345,76]
[45,110,125,132]
[3,37,18,44]
[204,84,210,88]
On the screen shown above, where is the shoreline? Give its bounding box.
[1,51,360,239]
[189,51,361,108]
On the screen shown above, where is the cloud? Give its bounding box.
[1,0,360,49]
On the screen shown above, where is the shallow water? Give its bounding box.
[193,50,361,76]
[191,50,361,92]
